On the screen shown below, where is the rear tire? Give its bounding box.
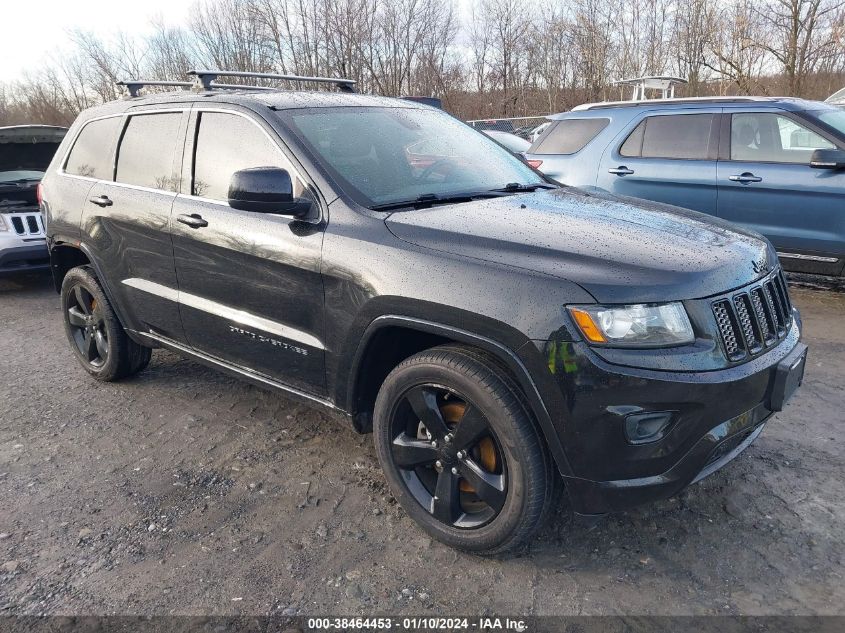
[61,266,152,381]
[373,344,554,554]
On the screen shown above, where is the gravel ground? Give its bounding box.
[0,272,843,616]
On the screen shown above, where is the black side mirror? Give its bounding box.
[809,148,845,170]
[228,167,313,217]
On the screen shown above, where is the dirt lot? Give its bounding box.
[1,273,843,617]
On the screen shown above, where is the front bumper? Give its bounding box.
[546,318,805,515]
[0,242,50,275]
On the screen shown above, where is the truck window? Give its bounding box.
[531,119,609,155]
[620,114,716,160]
[64,117,123,180]
[731,113,835,163]
[115,113,182,191]
[192,111,304,201]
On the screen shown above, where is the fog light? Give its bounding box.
[624,411,675,444]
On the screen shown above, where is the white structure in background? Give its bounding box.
[612,76,688,101]
[826,87,845,106]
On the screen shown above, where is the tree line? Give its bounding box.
[1,0,843,126]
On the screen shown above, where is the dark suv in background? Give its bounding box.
[40,72,806,553]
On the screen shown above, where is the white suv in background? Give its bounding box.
[0,125,67,276]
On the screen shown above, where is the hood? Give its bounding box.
[0,125,67,173]
[384,187,776,303]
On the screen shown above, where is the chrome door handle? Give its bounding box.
[176,213,208,229]
[608,166,635,176]
[89,195,113,207]
[729,173,762,183]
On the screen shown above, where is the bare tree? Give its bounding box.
[571,0,615,101]
[758,0,845,95]
[670,0,716,94]
[706,0,770,94]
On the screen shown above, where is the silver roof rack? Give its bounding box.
[187,69,357,93]
[572,96,770,111]
[612,76,688,101]
[116,80,193,98]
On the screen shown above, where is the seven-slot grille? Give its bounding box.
[712,269,792,362]
[7,213,45,236]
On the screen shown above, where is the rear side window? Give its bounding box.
[620,114,716,160]
[192,111,304,201]
[531,118,609,155]
[64,117,122,179]
[116,113,182,191]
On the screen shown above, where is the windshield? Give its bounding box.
[282,106,545,208]
[810,109,845,137]
[0,170,44,185]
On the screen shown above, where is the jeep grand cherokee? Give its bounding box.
[39,72,806,554]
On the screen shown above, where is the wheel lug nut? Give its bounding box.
[457,450,466,459]
[435,460,442,470]
[444,434,452,443]
[451,467,458,475]
[430,440,437,448]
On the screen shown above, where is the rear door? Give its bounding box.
[79,108,189,342]
[171,108,327,394]
[49,116,124,244]
[596,109,720,214]
[716,110,845,275]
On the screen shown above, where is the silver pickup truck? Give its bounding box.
[0,125,67,276]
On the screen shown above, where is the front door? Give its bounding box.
[171,108,327,394]
[596,110,720,214]
[716,110,845,275]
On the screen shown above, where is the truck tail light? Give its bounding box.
[36,183,44,205]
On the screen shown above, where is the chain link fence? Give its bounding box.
[466,116,551,142]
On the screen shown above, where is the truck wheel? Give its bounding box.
[373,344,554,554]
[61,266,151,381]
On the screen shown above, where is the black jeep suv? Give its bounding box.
[40,73,806,554]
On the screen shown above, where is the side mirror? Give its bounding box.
[227,167,313,217]
[809,148,845,170]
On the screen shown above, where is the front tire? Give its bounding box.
[61,266,152,381]
[373,345,554,554]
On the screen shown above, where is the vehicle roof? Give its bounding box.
[0,125,68,142]
[0,124,69,131]
[561,96,827,115]
[76,88,421,121]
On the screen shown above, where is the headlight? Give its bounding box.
[568,302,694,347]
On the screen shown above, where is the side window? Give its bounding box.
[193,112,305,201]
[530,118,609,155]
[619,114,716,160]
[619,120,646,157]
[116,113,182,191]
[731,113,835,163]
[64,117,123,179]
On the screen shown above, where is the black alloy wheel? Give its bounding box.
[388,384,507,529]
[373,345,554,554]
[60,265,152,381]
[66,284,109,367]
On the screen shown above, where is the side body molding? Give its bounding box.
[122,278,325,351]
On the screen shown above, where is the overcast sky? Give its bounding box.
[2,0,475,83]
[0,0,195,82]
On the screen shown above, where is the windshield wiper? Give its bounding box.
[492,182,556,193]
[369,192,501,212]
